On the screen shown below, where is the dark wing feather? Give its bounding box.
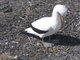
[31,25,48,34]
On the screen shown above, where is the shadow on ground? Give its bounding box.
[21,31,80,46]
[44,34,80,46]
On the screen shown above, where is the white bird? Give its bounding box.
[24,4,68,38]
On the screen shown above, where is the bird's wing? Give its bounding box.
[31,17,52,32]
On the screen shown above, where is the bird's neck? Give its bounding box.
[52,10,59,16]
[52,11,60,19]
[51,11,62,29]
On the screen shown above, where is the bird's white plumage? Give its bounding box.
[24,4,68,38]
[32,17,55,31]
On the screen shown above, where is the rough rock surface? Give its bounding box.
[0,0,80,60]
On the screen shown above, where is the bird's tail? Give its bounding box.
[23,27,44,38]
[24,27,34,34]
[24,27,40,35]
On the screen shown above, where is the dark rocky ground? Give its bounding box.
[0,0,80,60]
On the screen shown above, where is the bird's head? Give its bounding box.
[53,4,68,16]
[53,4,68,23]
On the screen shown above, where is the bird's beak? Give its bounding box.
[61,16,64,23]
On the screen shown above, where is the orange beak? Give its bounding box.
[61,16,64,23]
